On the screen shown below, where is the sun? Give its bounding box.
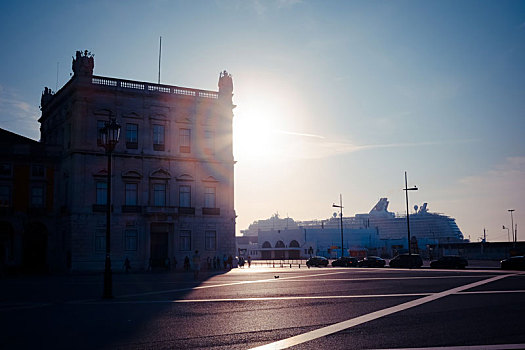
[232,76,301,163]
[233,99,279,161]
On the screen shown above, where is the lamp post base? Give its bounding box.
[103,255,113,299]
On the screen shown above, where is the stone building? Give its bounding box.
[39,50,236,271]
[0,127,60,273]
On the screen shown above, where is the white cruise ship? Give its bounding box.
[242,198,465,244]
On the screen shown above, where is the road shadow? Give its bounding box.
[0,267,231,349]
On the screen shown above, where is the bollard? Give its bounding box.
[299,264,300,268]
[290,264,292,268]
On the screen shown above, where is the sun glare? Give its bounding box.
[233,77,304,163]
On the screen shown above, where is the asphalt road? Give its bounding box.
[1,266,524,349]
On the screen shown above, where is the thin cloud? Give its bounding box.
[0,85,40,139]
[445,157,525,241]
[459,156,525,189]
[357,138,479,151]
[271,128,479,160]
[274,129,326,139]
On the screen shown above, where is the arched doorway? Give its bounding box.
[275,240,285,259]
[150,223,170,268]
[289,240,300,259]
[24,222,48,273]
[261,241,272,259]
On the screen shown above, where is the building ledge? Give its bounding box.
[202,207,220,215]
[178,207,195,215]
[92,204,113,213]
[122,205,142,213]
[144,206,177,214]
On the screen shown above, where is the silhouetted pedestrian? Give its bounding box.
[173,256,178,271]
[184,256,190,271]
[193,250,201,279]
[124,257,131,273]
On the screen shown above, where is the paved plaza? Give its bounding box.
[1,264,524,349]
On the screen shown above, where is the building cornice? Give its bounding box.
[61,149,235,165]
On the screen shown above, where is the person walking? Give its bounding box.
[184,256,190,271]
[172,256,178,271]
[124,257,131,273]
[192,250,201,280]
[227,255,233,270]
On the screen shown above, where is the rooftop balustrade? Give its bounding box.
[91,76,219,99]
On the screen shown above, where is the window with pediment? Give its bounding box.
[180,128,191,153]
[96,181,107,205]
[126,123,138,149]
[179,185,191,208]
[153,124,165,151]
[149,169,170,207]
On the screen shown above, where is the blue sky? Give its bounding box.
[1,0,524,241]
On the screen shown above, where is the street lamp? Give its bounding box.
[503,225,510,243]
[403,171,418,255]
[100,117,121,299]
[332,194,344,258]
[508,209,515,246]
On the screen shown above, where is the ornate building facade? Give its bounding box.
[39,50,236,271]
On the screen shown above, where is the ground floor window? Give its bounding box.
[95,229,106,251]
[205,230,216,251]
[125,229,138,251]
[96,181,107,205]
[179,230,191,251]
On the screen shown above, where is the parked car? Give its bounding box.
[357,256,386,268]
[430,256,468,269]
[306,256,329,267]
[500,256,525,270]
[332,256,358,267]
[389,254,423,268]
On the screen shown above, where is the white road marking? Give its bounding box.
[262,275,498,282]
[460,289,525,295]
[369,344,525,350]
[248,273,516,350]
[82,289,525,305]
[65,272,508,303]
[89,293,430,305]
[114,270,349,299]
[114,273,501,299]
